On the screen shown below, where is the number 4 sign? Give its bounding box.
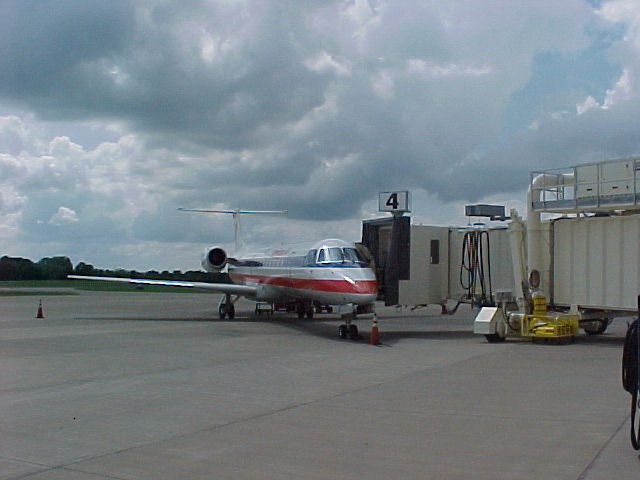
[379,191,411,213]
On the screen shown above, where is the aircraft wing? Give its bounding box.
[67,275,257,296]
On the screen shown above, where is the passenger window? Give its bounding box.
[317,249,326,262]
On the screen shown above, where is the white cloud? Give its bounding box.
[406,59,492,78]
[598,0,640,41]
[48,207,79,225]
[576,95,599,115]
[576,69,634,113]
[369,69,395,98]
[597,1,640,100]
[305,51,352,76]
[603,68,634,108]
[341,0,382,44]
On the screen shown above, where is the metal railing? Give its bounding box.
[530,157,640,212]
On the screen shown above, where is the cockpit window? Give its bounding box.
[342,248,361,264]
[315,246,368,266]
[327,247,344,262]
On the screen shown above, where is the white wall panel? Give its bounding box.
[553,215,640,310]
[398,226,449,305]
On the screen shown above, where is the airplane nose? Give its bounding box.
[353,279,378,295]
[337,272,378,297]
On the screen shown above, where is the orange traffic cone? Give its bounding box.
[369,315,380,345]
[36,300,44,319]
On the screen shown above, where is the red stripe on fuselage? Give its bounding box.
[229,273,378,295]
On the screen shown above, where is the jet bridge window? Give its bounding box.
[430,239,440,265]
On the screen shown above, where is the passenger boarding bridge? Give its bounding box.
[530,156,640,213]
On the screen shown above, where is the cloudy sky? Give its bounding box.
[1,0,639,271]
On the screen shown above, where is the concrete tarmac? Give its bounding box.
[1,289,639,479]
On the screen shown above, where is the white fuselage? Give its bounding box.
[225,239,378,305]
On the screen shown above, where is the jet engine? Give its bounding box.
[202,246,228,272]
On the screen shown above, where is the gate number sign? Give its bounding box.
[379,191,410,213]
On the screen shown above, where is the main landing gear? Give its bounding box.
[296,302,315,319]
[218,294,236,320]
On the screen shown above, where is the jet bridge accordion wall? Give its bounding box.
[552,214,640,311]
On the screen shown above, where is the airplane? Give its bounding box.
[69,238,378,340]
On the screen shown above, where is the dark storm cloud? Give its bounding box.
[0,0,329,149]
[0,0,599,200]
[0,0,136,100]
[170,62,506,219]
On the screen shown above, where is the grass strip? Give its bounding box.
[0,280,211,293]
[0,290,77,296]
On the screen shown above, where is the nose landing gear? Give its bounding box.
[338,317,359,340]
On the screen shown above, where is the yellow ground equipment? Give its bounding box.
[521,293,579,342]
[473,291,579,343]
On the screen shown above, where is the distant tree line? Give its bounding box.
[0,256,229,283]
[0,256,73,281]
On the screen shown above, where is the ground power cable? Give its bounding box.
[459,230,493,307]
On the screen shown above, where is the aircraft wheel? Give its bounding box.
[218,304,227,320]
[296,304,305,319]
[338,324,348,339]
[227,304,235,320]
[348,324,359,341]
